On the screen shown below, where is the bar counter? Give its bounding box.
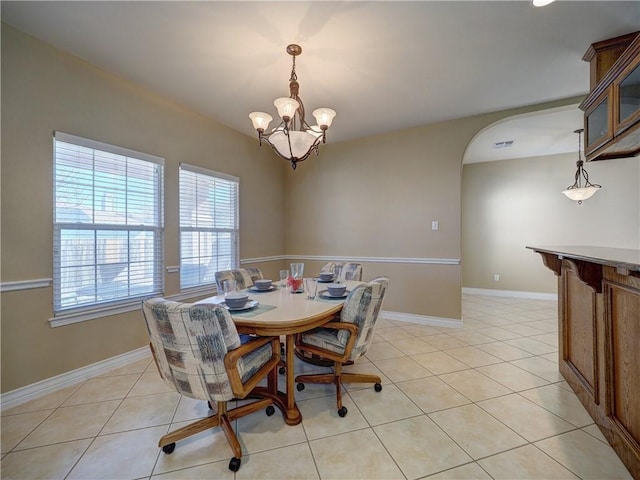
[528,245,640,479]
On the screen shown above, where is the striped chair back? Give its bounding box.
[338,277,389,360]
[215,268,263,292]
[142,298,241,401]
[320,262,343,274]
[340,262,363,281]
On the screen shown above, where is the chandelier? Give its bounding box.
[561,129,601,205]
[249,44,336,170]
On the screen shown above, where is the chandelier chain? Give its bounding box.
[290,55,297,82]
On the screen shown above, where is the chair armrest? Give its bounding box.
[317,321,358,335]
[295,321,359,364]
[224,336,280,398]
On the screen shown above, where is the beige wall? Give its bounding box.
[0,25,286,392]
[284,120,482,320]
[462,153,640,293]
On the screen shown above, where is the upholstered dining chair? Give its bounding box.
[142,298,281,472]
[339,262,363,281]
[214,267,263,292]
[215,267,288,374]
[215,267,287,373]
[320,261,343,275]
[294,277,389,417]
[319,262,362,281]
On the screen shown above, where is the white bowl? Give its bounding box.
[319,272,334,281]
[254,279,273,290]
[225,292,249,308]
[327,283,347,296]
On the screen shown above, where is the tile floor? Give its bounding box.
[1,294,634,479]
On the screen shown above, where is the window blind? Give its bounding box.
[53,132,164,313]
[179,164,239,289]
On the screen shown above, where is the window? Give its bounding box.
[179,164,239,289]
[53,132,164,314]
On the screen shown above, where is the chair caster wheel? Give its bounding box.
[338,406,348,417]
[279,366,286,375]
[162,443,176,454]
[229,457,241,472]
[266,405,275,416]
[374,383,382,392]
[296,383,305,391]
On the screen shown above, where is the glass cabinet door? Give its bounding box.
[617,61,640,129]
[585,93,610,151]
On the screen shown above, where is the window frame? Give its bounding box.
[179,163,240,292]
[52,132,164,325]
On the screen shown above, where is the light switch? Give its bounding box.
[431,221,439,231]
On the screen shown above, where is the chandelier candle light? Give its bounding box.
[561,129,601,205]
[249,44,336,170]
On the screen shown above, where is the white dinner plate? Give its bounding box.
[318,289,350,299]
[249,285,276,292]
[222,299,259,311]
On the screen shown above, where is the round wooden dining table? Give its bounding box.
[196,280,361,425]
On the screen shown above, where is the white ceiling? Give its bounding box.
[2,1,638,162]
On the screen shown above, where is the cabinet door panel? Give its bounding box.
[616,60,640,134]
[586,96,610,148]
[562,261,598,400]
[605,282,640,446]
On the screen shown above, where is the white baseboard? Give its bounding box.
[1,347,151,412]
[380,310,462,329]
[463,287,557,301]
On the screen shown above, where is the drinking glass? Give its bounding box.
[289,262,304,293]
[222,279,236,296]
[305,277,318,300]
[279,269,289,287]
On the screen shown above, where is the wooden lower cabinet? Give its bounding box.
[603,267,640,477]
[546,255,640,479]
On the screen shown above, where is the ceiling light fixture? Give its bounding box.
[249,44,336,170]
[532,0,556,6]
[562,128,601,205]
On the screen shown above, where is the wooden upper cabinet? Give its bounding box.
[580,32,640,161]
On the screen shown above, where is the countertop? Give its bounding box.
[526,246,640,272]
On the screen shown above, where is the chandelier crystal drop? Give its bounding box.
[249,44,336,170]
[561,129,601,205]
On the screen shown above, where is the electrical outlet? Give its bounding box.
[431,221,439,231]
[494,274,500,281]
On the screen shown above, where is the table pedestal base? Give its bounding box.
[249,386,301,425]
